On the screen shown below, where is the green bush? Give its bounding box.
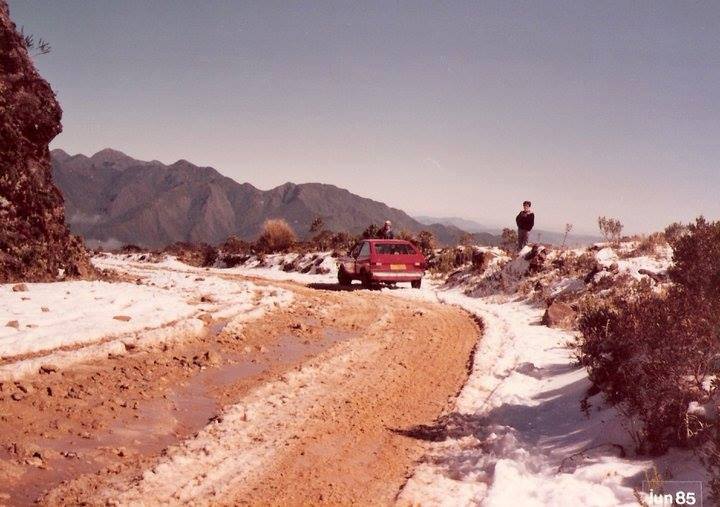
[576,217,720,455]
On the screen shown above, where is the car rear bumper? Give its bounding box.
[369,271,423,281]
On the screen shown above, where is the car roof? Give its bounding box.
[363,239,413,244]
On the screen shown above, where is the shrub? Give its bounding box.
[459,232,476,247]
[361,223,380,239]
[256,219,297,253]
[163,242,218,267]
[576,217,720,455]
[396,229,414,242]
[428,250,456,274]
[220,235,250,254]
[598,216,624,244]
[664,222,688,245]
[329,231,353,252]
[500,228,517,253]
[414,230,437,256]
[308,230,333,250]
[309,216,324,234]
[561,223,573,248]
[625,232,668,258]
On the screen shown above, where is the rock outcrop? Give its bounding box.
[0,1,93,282]
[542,301,577,329]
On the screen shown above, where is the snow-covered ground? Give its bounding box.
[220,251,338,285]
[2,244,703,504]
[385,277,704,505]
[0,255,292,380]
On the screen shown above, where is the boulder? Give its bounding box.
[542,301,577,329]
[0,2,93,282]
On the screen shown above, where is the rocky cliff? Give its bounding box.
[0,1,93,281]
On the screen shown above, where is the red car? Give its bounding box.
[337,239,426,288]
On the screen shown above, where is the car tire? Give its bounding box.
[338,267,351,286]
[361,270,373,289]
[411,279,422,289]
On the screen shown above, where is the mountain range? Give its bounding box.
[51,149,499,249]
[415,215,602,247]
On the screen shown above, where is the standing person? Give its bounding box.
[379,220,395,239]
[515,201,534,250]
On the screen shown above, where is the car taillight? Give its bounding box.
[414,262,421,267]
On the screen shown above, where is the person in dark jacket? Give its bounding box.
[515,201,534,250]
[379,220,395,239]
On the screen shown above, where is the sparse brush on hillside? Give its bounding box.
[500,228,517,253]
[362,223,380,239]
[576,217,720,457]
[256,219,297,253]
[413,230,437,256]
[627,232,668,257]
[163,242,218,267]
[598,216,624,244]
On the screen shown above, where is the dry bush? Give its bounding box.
[428,250,457,274]
[396,229,414,242]
[500,228,517,253]
[414,230,437,256]
[664,222,688,245]
[627,232,668,258]
[163,242,218,267]
[220,235,250,254]
[308,230,334,251]
[361,223,380,239]
[554,251,598,277]
[256,219,297,253]
[576,217,720,455]
[598,216,624,244]
[459,232,476,246]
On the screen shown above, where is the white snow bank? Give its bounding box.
[0,281,195,359]
[222,252,338,285]
[0,255,293,376]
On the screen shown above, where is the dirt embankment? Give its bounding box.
[0,277,480,505]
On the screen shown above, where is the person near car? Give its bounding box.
[516,201,534,250]
[379,220,395,239]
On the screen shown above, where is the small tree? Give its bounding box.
[20,27,51,56]
[309,217,324,234]
[257,219,297,252]
[415,230,437,256]
[361,223,380,239]
[396,229,414,242]
[500,228,517,253]
[459,232,475,247]
[598,216,623,244]
[561,223,573,249]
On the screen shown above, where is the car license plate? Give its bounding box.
[390,264,406,271]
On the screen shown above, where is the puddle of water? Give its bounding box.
[274,328,357,364]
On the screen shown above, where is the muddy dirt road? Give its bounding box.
[0,271,480,505]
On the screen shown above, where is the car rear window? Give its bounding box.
[374,243,416,255]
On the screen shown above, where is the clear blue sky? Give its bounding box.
[9,0,719,234]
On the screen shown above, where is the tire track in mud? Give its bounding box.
[0,271,481,506]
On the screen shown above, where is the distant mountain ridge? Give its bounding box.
[51,149,499,248]
[415,215,602,247]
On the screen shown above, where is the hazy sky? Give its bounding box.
[9,1,719,234]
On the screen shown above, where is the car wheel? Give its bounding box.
[338,267,351,286]
[361,271,373,289]
[411,279,422,289]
